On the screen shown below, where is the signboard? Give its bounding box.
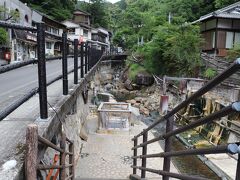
[79,35,84,44]
[26,34,37,42]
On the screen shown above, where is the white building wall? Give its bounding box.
[59,29,63,36]
[76,28,81,36]
[32,10,42,23]
[63,21,92,43]
[0,0,32,26]
[88,30,91,41]
[68,34,80,41]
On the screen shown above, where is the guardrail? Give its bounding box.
[25,124,74,180]
[130,59,240,180]
[0,55,74,74]
[0,21,103,121]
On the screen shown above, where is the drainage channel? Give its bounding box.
[141,116,221,180]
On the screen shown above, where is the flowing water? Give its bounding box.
[142,116,220,180]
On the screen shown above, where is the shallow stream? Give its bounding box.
[142,116,220,180]
[112,89,221,179]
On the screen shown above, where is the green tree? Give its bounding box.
[0,28,8,45]
[21,0,76,21]
[226,44,240,62]
[76,0,109,28]
[138,24,202,76]
[215,0,239,8]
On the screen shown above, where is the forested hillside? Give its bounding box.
[20,0,76,21]
[110,0,239,77]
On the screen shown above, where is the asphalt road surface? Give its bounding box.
[0,58,76,110]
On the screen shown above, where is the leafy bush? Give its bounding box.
[204,68,217,79]
[226,44,240,62]
[138,24,202,76]
[0,28,8,45]
[128,63,146,81]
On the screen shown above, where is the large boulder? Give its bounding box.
[135,72,154,86]
[139,106,150,116]
[126,99,136,105]
[100,73,113,83]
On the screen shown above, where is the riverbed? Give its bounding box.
[141,116,221,179]
[109,86,222,179]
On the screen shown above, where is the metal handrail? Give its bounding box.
[133,59,240,140]
[0,59,101,121]
[130,58,240,180]
[0,19,103,120]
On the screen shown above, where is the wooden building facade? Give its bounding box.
[196,2,240,57]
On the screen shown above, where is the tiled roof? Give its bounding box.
[193,2,240,23]
[215,12,240,19]
[13,30,37,44]
[73,9,91,16]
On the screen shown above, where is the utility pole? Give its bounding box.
[168,12,172,24]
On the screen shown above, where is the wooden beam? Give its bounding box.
[25,124,38,180]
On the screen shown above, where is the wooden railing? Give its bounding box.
[25,124,74,180]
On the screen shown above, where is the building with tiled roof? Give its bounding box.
[194,2,240,57]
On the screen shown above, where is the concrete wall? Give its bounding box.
[0,0,32,26]
[37,61,119,179]
[228,121,240,143]
[187,80,240,105]
[0,59,121,179]
[41,89,92,178]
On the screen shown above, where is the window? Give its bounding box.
[69,28,75,34]
[85,16,89,24]
[46,42,52,49]
[235,32,240,45]
[212,32,215,48]
[226,32,234,48]
[46,26,51,33]
[92,34,98,41]
[83,29,88,37]
[32,22,36,28]
[52,28,59,35]
[54,43,60,50]
[25,15,28,23]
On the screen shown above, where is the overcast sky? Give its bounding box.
[107,0,120,3]
[80,0,120,4]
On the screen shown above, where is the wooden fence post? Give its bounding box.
[25,124,38,180]
[141,131,148,178]
[163,116,174,180]
[133,138,138,175]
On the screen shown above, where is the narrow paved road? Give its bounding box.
[0,58,76,110]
